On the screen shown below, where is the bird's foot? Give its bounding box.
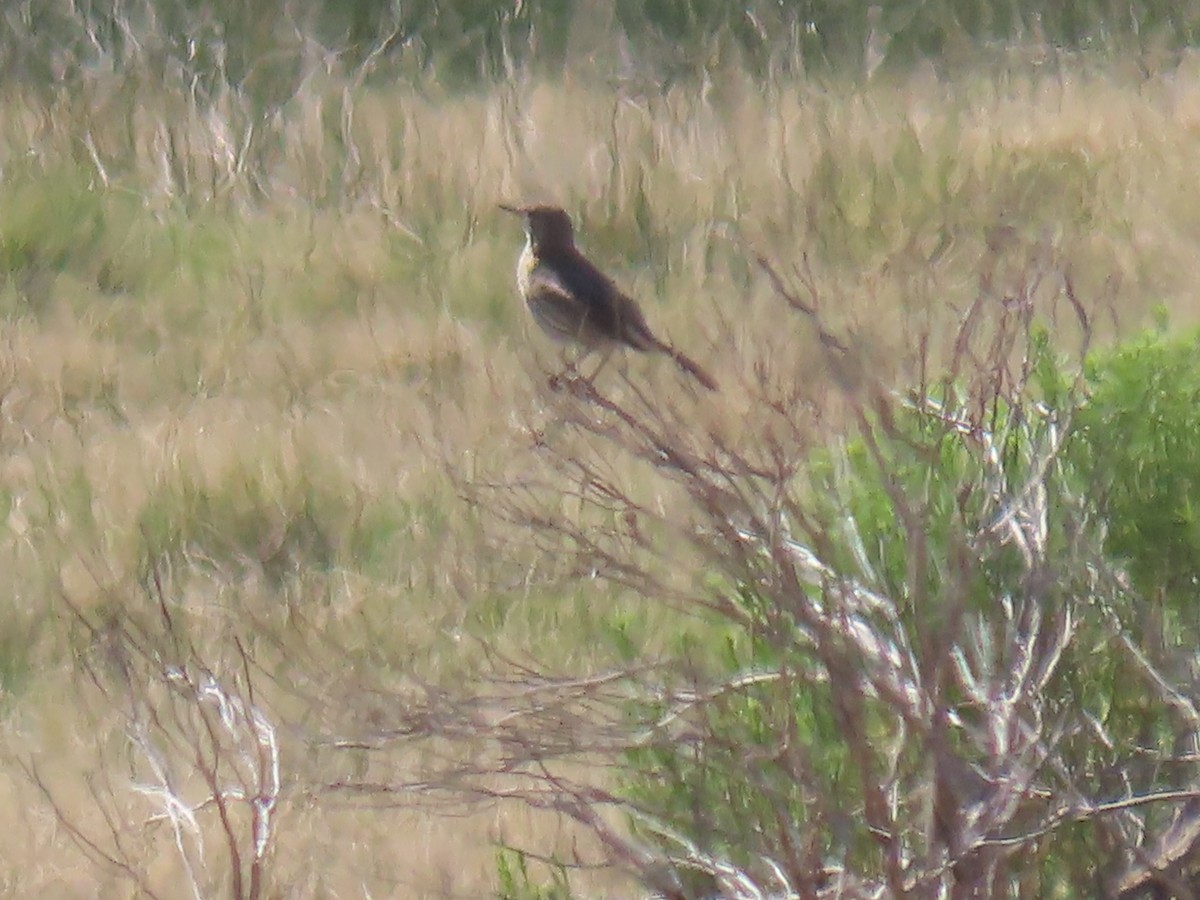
[547,368,598,400]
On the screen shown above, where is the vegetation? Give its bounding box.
[3,1,1200,898]
[5,0,1200,87]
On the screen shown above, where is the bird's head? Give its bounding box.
[500,204,576,252]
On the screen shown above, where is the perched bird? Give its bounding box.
[500,203,718,391]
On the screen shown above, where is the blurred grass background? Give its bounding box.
[2,0,1200,895]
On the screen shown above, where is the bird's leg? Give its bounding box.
[549,346,582,392]
[582,346,615,386]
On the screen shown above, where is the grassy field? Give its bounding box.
[2,31,1200,896]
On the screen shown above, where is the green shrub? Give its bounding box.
[1070,321,1200,620]
[613,322,1200,894]
[620,366,1083,888]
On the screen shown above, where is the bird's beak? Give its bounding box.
[498,203,524,216]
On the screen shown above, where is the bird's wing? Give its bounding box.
[525,267,598,343]
[610,291,664,352]
[552,255,664,349]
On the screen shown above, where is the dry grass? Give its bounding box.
[2,48,1200,896]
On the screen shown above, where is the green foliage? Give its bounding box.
[495,849,573,900]
[805,130,1102,267]
[608,322,1200,892]
[618,395,1033,879]
[137,466,335,584]
[0,167,132,309]
[136,455,405,585]
[623,632,850,894]
[5,0,1199,95]
[0,611,42,706]
[616,330,1199,891]
[0,164,238,318]
[1071,324,1200,622]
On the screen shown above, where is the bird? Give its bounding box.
[499,203,718,392]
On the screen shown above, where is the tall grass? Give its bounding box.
[3,0,1199,89]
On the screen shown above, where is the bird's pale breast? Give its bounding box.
[515,234,535,299]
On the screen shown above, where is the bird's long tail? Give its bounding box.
[664,345,719,392]
[631,325,719,391]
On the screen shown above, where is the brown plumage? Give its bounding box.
[500,204,718,391]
